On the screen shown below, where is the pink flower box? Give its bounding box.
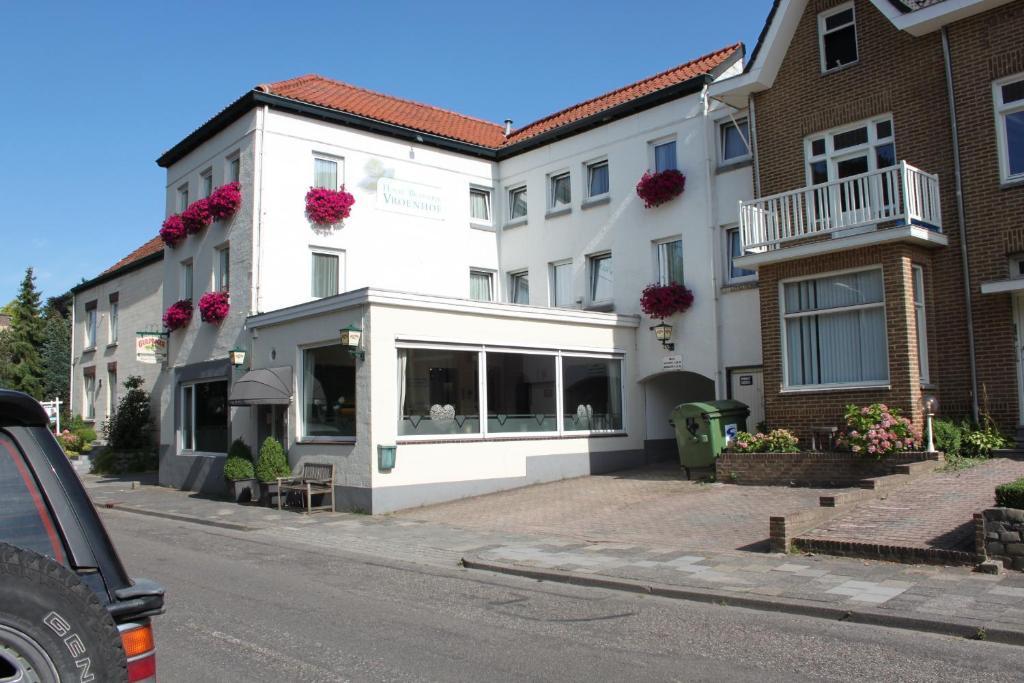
[305,187,355,225]
[635,169,686,208]
[163,299,193,331]
[640,283,694,319]
[160,214,186,247]
[181,198,213,234]
[208,182,242,221]
[198,291,230,324]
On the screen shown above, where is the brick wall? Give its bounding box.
[716,449,936,486]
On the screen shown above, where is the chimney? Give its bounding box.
[504,119,513,137]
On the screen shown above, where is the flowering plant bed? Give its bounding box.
[635,169,686,208]
[729,429,800,453]
[836,403,921,457]
[640,283,694,319]
[181,198,213,234]
[198,291,230,323]
[305,187,355,225]
[163,299,193,331]
[208,182,242,221]
[160,215,186,247]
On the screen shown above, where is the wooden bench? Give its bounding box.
[277,462,336,514]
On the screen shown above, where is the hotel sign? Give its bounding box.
[376,178,444,220]
[136,332,168,364]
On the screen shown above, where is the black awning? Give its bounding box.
[229,366,293,406]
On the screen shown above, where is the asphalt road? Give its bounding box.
[101,508,1022,683]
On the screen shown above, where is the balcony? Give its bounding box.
[739,162,942,254]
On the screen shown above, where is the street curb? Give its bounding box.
[96,501,259,532]
[461,556,1024,647]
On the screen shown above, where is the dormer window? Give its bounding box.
[819,3,857,73]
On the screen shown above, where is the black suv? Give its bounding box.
[0,390,164,682]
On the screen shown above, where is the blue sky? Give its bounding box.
[0,0,769,304]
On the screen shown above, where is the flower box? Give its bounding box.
[198,291,229,324]
[160,215,186,247]
[640,283,694,319]
[163,299,193,331]
[636,169,686,208]
[208,182,242,221]
[181,198,213,234]
[305,187,355,226]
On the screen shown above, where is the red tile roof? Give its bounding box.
[100,235,164,276]
[258,43,741,150]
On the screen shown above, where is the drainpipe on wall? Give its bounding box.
[748,94,761,200]
[701,85,725,399]
[941,26,980,423]
[252,105,269,316]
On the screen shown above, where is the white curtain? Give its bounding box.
[553,264,572,307]
[512,274,529,304]
[553,175,571,206]
[590,257,613,302]
[312,254,339,298]
[314,159,338,189]
[470,272,492,301]
[510,189,527,218]
[397,349,408,421]
[470,190,489,221]
[655,141,676,172]
[589,164,609,196]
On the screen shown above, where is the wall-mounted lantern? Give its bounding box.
[339,324,365,360]
[229,347,247,367]
[651,321,674,351]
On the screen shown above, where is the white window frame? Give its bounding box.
[549,260,574,308]
[818,2,858,74]
[395,341,626,442]
[313,154,343,190]
[718,116,751,165]
[214,244,230,293]
[779,266,889,391]
[297,340,357,443]
[913,264,930,384]
[507,184,528,223]
[108,295,118,345]
[469,269,495,302]
[804,115,895,186]
[994,73,1024,184]
[725,226,757,284]
[548,171,572,210]
[650,137,678,173]
[310,247,345,299]
[200,168,213,198]
[584,158,610,200]
[177,184,189,212]
[83,371,96,421]
[655,238,684,286]
[587,252,614,307]
[180,259,193,301]
[226,152,241,184]
[508,269,529,305]
[469,185,492,226]
[178,379,229,455]
[84,303,97,349]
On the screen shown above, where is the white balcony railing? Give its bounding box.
[739,161,942,252]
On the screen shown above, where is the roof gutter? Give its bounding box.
[71,250,164,294]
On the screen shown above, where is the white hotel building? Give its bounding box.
[154,43,762,512]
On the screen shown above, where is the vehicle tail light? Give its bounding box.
[120,623,156,682]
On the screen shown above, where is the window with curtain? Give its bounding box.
[994,74,1024,182]
[302,344,356,439]
[562,357,623,431]
[550,261,573,307]
[657,240,683,285]
[217,246,230,292]
[550,172,571,209]
[311,252,340,298]
[84,303,97,348]
[398,348,480,436]
[588,253,613,303]
[181,261,193,301]
[178,185,189,212]
[486,353,557,433]
[201,170,213,198]
[83,371,96,420]
[913,265,929,384]
[727,228,755,282]
[720,118,750,163]
[587,161,609,198]
[107,369,117,417]
[180,380,228,453]
[653,140,677,172]
[783,269,887,387]
[313,157,338,190]
[470,270,493,301]
[227,155,240,183]
[818,3,857,72]
[108,296,118,344]
[509,271,529,304]
[470,188,491,222]
[509,186,528,220]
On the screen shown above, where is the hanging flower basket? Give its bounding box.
[181,198,213,234]
[635,170,686,208]
[160,214,186,247]
[208,182,242,221]
[198,291,230,323]
[163,299,193,331]
[305,187,355,226]
[640,283,694,319]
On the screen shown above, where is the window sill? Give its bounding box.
[780,383,890,395]
[178,450,227,458]
[1000,176,1024,190]
[82,346,97,354]
[545,207,572,219]
[469,222,495,233]
[297,438,356,445]
[820,60,859,77]
[585,301,615,313]
[716,159,752,174]
[397,432,628,445]
[721,280,758,293]
[503,218,528,230]
[581,195,610,210]
[106,342,118,349]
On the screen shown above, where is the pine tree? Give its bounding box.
[7,268,45,398]
[40,302,70,406]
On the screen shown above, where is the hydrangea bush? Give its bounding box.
[181,197,213,234]
[640,283,694,319]
[160,214,186,247]
[208,182,242,220]
[635,169,686,208]
[163,299,193,331]
[305,187,355,225]
[836,403,922,457]
[730,429,800,453]
[198,291,230,324]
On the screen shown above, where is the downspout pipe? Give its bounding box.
[941,26,980,423]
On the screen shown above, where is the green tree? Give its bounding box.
[7,268,45,398]
[0,329,13,389]
[40,302,70,406]
[103,376,152,451]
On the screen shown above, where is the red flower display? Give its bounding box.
[635,169,686,208]
[208,182,242,221]
[305,187,355,225]
[160,214,186,247]
[163,299,193,331]
[198,291,230,324]
[640,283,694,319]
[181,198,213,234]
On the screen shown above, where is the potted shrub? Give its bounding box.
[198,291,230,324]
[635,169,686,208]
[208,182,242,221]
[305,187,355,226]
[224,438,258,503]
[163,299,193,331]
[255,437,291,507]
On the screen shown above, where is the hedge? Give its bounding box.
[995,477,1024,509]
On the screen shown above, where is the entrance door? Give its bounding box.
[728,367,765,432]
[257,405,287,447]
[1015,295,1024,423]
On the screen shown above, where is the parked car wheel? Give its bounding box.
[0,543,128,683]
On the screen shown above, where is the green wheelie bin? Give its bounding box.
[670,400,750,479]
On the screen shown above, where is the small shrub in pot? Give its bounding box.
[256,437,291,506]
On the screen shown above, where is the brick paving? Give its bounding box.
[399,465,857,552]
[800,458,1024,551]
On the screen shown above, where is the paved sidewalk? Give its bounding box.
[84,473,1024,645]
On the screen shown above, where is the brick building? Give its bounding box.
[710,0,1024,437]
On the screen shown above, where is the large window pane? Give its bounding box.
[658,240,683,285]
[510,272,529,304]
[181,385,193,449]
[551,173,571,208]
[721,119,749,161]
[398,349,480,436]
[551,262,573,307]
[1007,111,1024,177]
[509,187,528,220]
[486,353,557,433]
[303,345,356,438]
[588,162,609,197]
[470,271,493,301]
[193,381,228,453]
[589,254,613,302]
[470,188,490,221]
[562,357,623,431]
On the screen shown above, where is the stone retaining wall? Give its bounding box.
[716,451,939,486]
[979,508,1024,571]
